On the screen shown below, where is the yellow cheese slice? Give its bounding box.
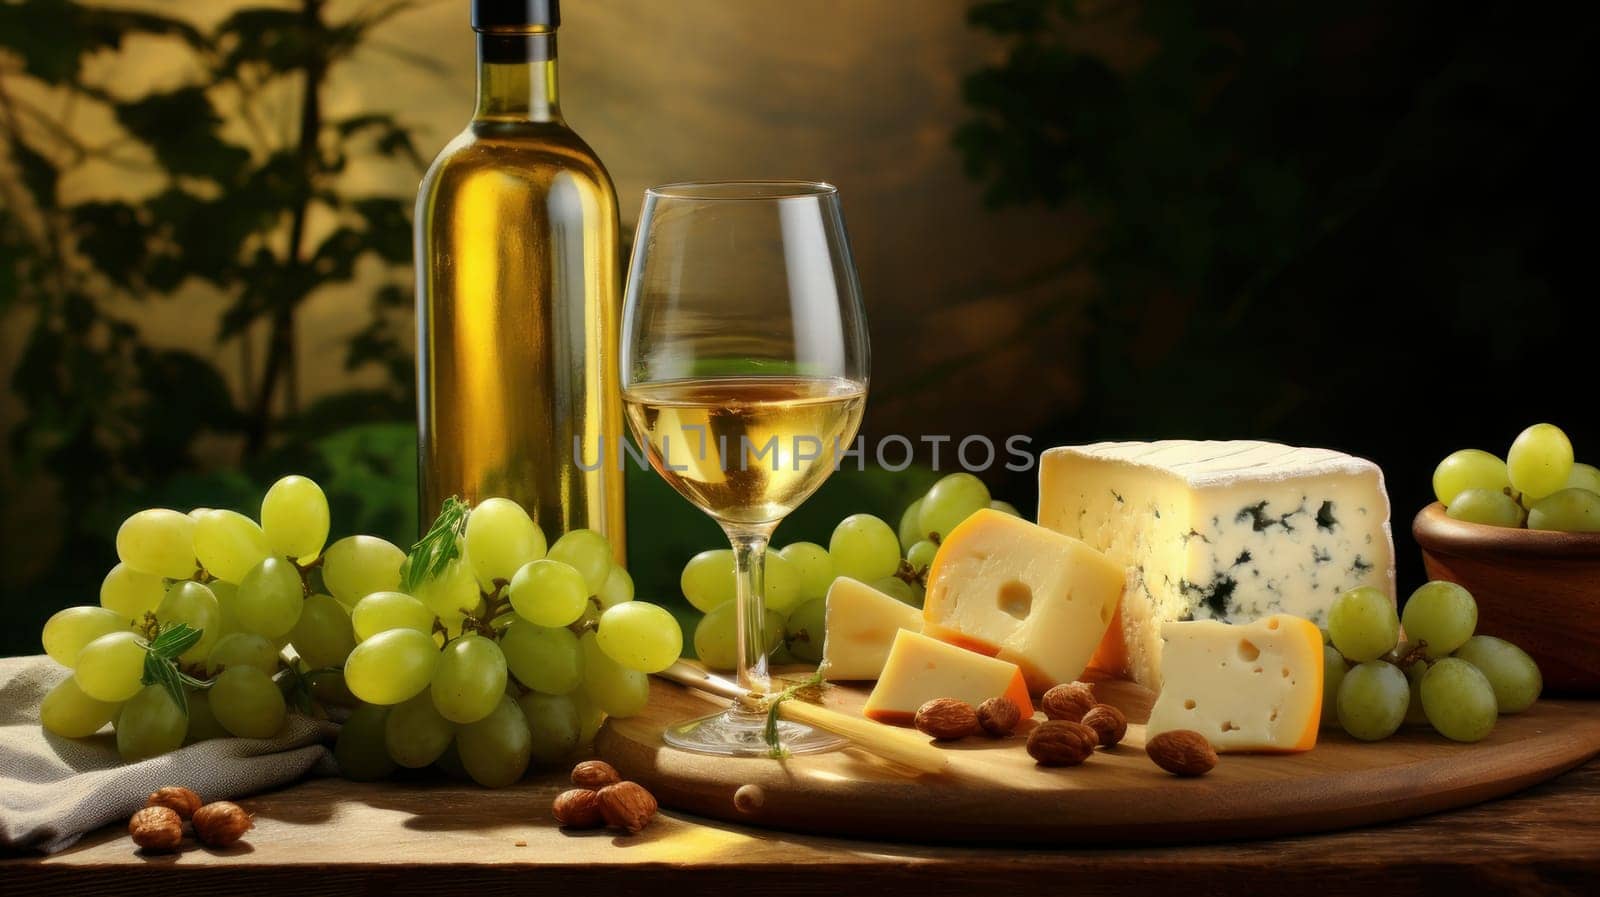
[922,509,1125,692]
[1145,613,1324,753]
[862,629,1034,725]
[819,576,924,681]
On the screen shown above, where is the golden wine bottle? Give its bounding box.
[415,0,624,555]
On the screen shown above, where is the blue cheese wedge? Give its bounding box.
[1038,440,1395,689]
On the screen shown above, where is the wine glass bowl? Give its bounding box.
[621,180,869,756]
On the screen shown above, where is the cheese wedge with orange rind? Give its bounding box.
[922,509,1125,693]
[862,629,1033,725]
[1145,613,1324,753]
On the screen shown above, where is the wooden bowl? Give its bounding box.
[1413,502,1600,695]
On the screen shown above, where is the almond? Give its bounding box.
[1080,704,1127,748]
[128,806,182,851]
[553,788,605,828]
[145,786,202,820]
[1026,720,1097,766]
[977,696,1021,736]
[1147,729,1218,777]
[914,698,980,740]
[570,759,621,789]
[1040,682,1096,722]
[192,801,253,848]
[597,781,658,833]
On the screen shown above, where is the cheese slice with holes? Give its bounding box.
[863,629,1033,724]
[1145,614,1323,753]
[819,577,924,681]
[1038,440,1395,690]
[922,509,1125,692]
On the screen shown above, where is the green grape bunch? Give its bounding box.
[681,472,1021,674]
[1435,423,1600,532]
[1323,581,1542,745]
[40,482,677,789]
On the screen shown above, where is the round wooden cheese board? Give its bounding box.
[596,671,1600,845]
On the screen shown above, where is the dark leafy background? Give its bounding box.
[1,0,1593,655]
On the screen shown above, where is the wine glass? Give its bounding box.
[620,181,869,756]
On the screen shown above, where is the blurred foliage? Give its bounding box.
[0,0,421,648]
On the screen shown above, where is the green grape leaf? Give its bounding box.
[140,623,208,716]
[402,497,471,592]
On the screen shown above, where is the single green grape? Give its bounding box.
[115,684,188,762]
[205,631,280,676]
[517,691,580,766]
[546,529,613,594]
[1507,422,1574,502]
[1453,635,1542,713]
[290,593,355,669]
[42,606,128,668]
[335,704,397,782]
[413,556,482,624]
[691,603,782,672]
[988,499,1022,517]
[829,514,900,582]
[917,473,991,539]
[1432,449,1510,506]
[870,576,918,606]
[157,580,222,663]
[596,601,683,673]
[463,497,547,590]
[351,591,435,641]
[322,535,405,607]
[1320,644,1347,726]
[778,542,834,602]
[210,665,288,738]
[898,497,927,552]
[1564,462,1600,496]
[1446,488,1525,527]
[192,509,271,584]
[343,628,439,705]
[40,675,121,738]
[680,549,736,612]
[385,692,457,768]
[1420,657,1498,743]
[116,508,197,579]
[260,474,331,562]
[99,563,166,621]
[1403,658,1431,726]
[596,564,635,611]
[906,539,939,573]
[571,690,605,745]
[1327,587,1400,662]
[785,597,827,664]
[508,559,588,627]
[761,549,803,614]
[185,688,229,743]
[236,557,304,640]
[500,621,582,695]
[308,669,360,709]
[431,634,508,724]
[1401,581,1478,659]
[1336,660,1409,741]
[1527,488,1600,532]
[456,695,532,788]
[579,631,650,718]
[210,579,242,637]
[75,631,149,702]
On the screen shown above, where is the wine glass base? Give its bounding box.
[662,706,847,757]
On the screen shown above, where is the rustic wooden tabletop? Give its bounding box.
[4,759,1598,896]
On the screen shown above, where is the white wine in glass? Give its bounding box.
[621,181,869,756]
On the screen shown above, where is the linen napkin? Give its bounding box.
[0,654,337,853]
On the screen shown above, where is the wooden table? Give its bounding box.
[5,760,1598,895]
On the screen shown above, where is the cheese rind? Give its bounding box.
[922,509,1124,692]
[1145,614,1324,753]
[819,577,924,681]
[862,629,1033,725]
[1038,440,1395,689]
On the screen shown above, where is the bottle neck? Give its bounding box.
[473,32,560,122]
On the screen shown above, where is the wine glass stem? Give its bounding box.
[726,524,777,697]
